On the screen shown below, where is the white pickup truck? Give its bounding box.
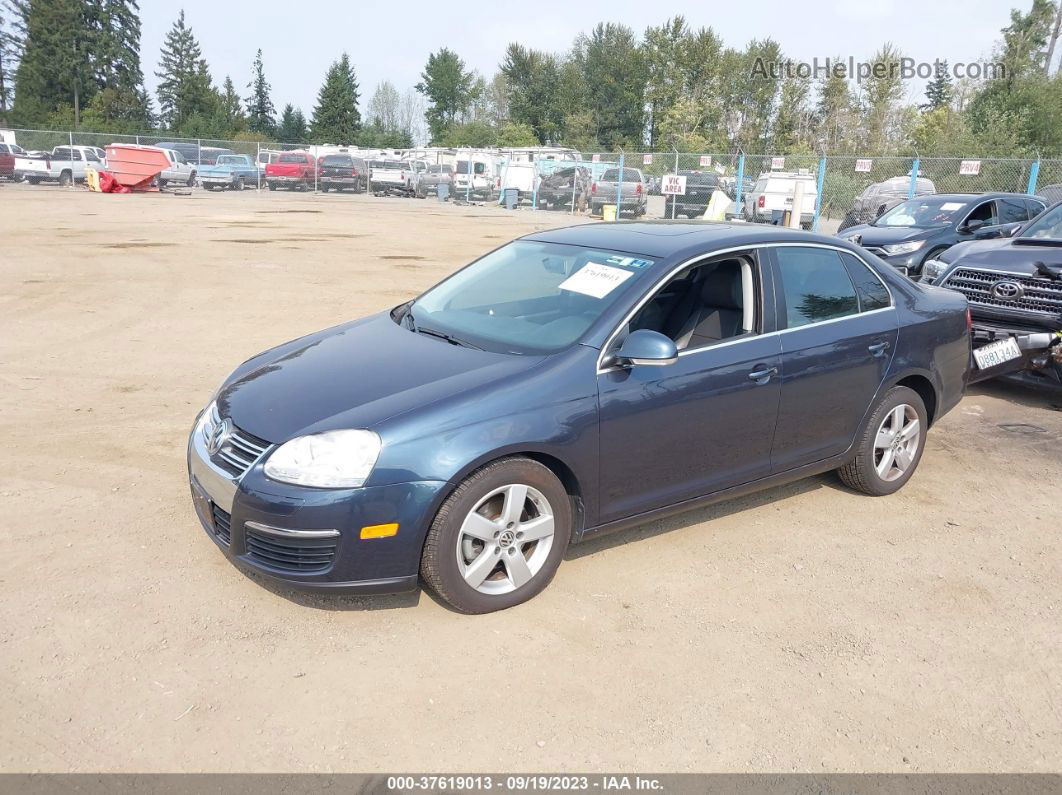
[368,160,413,196]
[156,148,197,188]
[15,145,107,186]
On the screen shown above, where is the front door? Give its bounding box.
[596,252,782,524]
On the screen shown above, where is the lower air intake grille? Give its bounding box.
[211,505,232,546]
[244,526,337,573]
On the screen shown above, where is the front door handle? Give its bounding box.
[748,366,778,382]
[868,341,891,357]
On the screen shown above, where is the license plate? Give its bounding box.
[973,337,1022,370]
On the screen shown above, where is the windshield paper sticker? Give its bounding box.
[560,263,635,299]
[605,255,653,269]
[940,202,964,211]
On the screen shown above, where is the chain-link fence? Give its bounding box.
[3,127,1060,230]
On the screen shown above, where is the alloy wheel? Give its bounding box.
[455,484,556,595]
[873,404,920,482]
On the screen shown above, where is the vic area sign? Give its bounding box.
[661,174,687,195]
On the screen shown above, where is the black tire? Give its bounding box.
[837,385,928,496]
[187,172,196,187]
[420,457,572,614]
[59,170,73,187]
[321,185,330,193]
[28,177,41,185]
[268,182,277,191]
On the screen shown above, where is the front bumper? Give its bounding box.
[201,174,239,187]
[187,419,448,593]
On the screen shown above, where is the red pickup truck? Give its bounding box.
[264,151,319,191]
[0,142,27,179]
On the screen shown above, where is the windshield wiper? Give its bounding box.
[415,326,483,350]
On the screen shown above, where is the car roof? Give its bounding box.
[524,221,845,259]
[913,192,1036,201]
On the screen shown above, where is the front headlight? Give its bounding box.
[922,259,948,284]
[264,430,381,488]
[882,240,926,256]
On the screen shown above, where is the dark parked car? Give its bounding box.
[837,192,1048,278]
[536,166,591,212]
[665,170,720,218]
[318,153,360,193]
[922,200,1062,388]
[188,223,969,613]
[415,163,454,198]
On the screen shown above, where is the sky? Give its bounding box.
[139,0,1020,118]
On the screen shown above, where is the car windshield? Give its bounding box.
[875,197,968,228]
[407,241,655,354]
[322,155,352,165]
[1017,203,1062,241]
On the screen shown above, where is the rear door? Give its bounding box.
[768,245,898,472]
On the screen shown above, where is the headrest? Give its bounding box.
[700,260,743,310]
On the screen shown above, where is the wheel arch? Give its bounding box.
[887,371,939,425]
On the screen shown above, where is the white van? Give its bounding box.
[452,153,495,200]
[744,171,818,228]
[495,161,536,205]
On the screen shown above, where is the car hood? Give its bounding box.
[941,237,1062,274]
[218,312,547,442]
[839,225,939,245]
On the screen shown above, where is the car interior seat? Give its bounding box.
[669,259,745,349]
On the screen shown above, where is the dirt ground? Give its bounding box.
[1,184,1060,773]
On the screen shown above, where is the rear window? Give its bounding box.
[279,153,308,164]
[371,160,402,169]
[456,161,487,174]
[680,172,718,187]
[601,168,642,182]
[322,155,353,166]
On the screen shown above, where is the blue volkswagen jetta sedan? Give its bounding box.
[188,223,970,613]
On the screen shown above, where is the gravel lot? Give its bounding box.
[1,184,1060,773]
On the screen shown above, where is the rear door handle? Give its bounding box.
[868,341,891,357]
[748,366,778,382]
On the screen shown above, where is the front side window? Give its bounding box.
[775,247,859,329]
[627,256,756,350]
[408,241,655,354]
[965,201,998,227]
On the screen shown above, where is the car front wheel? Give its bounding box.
[420,457,572,613]
[837,385,927,496]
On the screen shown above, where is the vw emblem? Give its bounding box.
[207,417,232,455]
[989,280,1024,301]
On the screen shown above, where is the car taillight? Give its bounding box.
[636,182,642,195]
[966,308,973,331]
[591,182,597,194]
[352,168,358,177]
[757,195,765,208]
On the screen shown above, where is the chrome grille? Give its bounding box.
[202,405,271,477]
[942,268,1062,316]
[244,526,337,572]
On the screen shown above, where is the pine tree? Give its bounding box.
[244,48,275,136]
[922,61,953,110]
[87,0,142,93]
[277,102,307,142]
[12,0,95,125]
[309,52,360,143]
[416,48,475,143]
[155,10,215,130]
[216,74,244,133]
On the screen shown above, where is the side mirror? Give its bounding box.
[613,329,678,367]
[961,219,987,234]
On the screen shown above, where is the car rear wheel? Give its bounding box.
[187,172,196,187]
[58,170,72,187]
[420,457,572,613]
[837,386,927,496]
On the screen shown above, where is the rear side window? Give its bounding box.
[774,247,860,329]
[840,252,891,311]
[998,197,1029,224]
[1024,199,1047,219]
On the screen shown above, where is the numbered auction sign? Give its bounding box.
[959,160,981,176]
[643,154,653,165]
[771,156,785,169]
[591,154,601,163]
[855,159,873,172]
[661,174,687,195]
[699,155,712,167]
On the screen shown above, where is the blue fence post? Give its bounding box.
[812,155,827,232]
[1027,157,1041,195]
[734,152,745,218]
[615,151,624,219]
[908,156,920,200]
